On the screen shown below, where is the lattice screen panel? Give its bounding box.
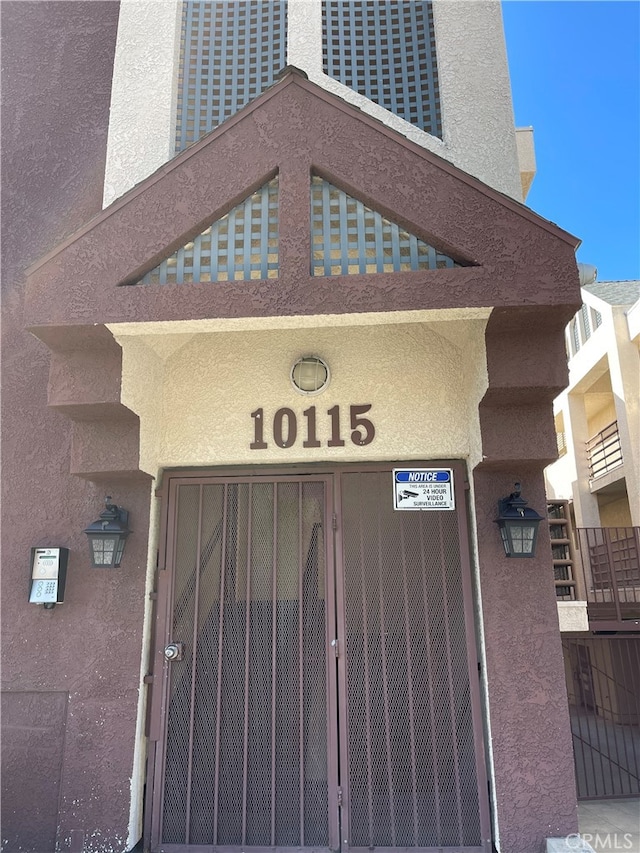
[340,471,482,847]
[161,479,329,846]
[323,1,442,138]
[311,176,457,276]
[136,178,278,285]
[176,0,287,152]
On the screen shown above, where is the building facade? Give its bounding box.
[2,2,583,852]
[545,280,640,802]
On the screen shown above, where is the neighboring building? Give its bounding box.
[2,3,584,852]
[547,279,640,533]
[546,280,640,798]
[545,279,640,800]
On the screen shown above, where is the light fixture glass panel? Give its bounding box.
[291,356,330,395]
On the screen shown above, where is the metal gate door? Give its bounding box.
[337,470,489,851]
[147,467,489,852]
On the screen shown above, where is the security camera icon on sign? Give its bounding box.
[398,490,419,502]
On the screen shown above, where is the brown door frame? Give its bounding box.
[144,461,491,852]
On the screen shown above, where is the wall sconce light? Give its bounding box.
[495,482,543,558]
[84,496,130,568]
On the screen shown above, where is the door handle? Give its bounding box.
[164,642,184,662]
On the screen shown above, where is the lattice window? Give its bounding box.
[311,176,457,276]
[322,1,442,138]
[137,178,278,285]
[176,1,287,152]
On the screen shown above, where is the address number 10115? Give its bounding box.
[250,404,375,450]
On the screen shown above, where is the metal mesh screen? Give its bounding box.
[311,175,457,276]
[161,479,329,845]
[136,177,278,285]
[323,1,442,138]
[340,471,482,847]
[176,0,287,152]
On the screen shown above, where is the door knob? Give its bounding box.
[164,642,184,662]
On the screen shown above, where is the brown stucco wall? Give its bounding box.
[3,7,582,853]
[473,464,579,849]
[0,4,151,851]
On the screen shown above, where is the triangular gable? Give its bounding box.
[137,177,278,285]
[24,68,580,332]
[311,175,459,276]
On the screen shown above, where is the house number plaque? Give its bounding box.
[250,404,375,450]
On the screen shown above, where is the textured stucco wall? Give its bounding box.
[0,4,150,852]
[110,317,490,472]
[104,0,523,204]
[473,466,579,849]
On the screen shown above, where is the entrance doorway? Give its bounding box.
[146,465,490,851]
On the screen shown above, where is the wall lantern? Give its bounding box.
[495,482,543,558]
[84,497,130,568]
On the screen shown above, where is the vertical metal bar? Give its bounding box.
[241,483,253,845]
[625,639,640,783]
[184,484,204,842]
[298,482,305,846]
[438,515,464,842]
[452,467,492,842]
[330,475,345,852]
[398,514,419,844]
[270,483,278,846]
[595,641,617,796]
[376,499,396,845]
[212,485,228,844]
[633,528,640,607]
[358,479,375,844]
[151,480,182,847]
[417,511,442,843]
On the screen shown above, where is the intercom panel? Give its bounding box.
[29,547,69,605]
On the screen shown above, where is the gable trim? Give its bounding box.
[25,69,578,279]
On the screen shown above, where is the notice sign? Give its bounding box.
[393,468,455,511]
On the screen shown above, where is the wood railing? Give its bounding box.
[575,527,640,621]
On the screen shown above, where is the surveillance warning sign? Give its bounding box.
[393,468,455,511]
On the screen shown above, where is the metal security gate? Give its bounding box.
[146,466,490,852]
[563,636,640,799]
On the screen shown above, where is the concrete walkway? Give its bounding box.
[578,798,640,852]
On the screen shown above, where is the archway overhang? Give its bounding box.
[23,67,582,480]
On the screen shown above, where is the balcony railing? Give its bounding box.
[575,527,640,622]
[586,421,623,480]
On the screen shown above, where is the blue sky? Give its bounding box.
[502,0,640,282]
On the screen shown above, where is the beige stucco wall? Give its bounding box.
[587,398,617,437]
[103,0,182,208]
[546,288,640,527]
[109,313,489,475]
[597,496,633,528]
[104,0,524,206]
